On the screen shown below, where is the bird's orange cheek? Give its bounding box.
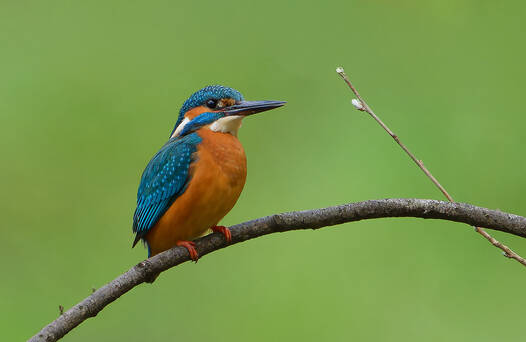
[184,106,209,120]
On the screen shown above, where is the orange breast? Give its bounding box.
[145,128,247,256]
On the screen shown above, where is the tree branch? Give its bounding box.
[29,198,526,342]
[335,67,526,266]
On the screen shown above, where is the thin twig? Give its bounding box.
[335,66,526,266]
[28,198,526,342]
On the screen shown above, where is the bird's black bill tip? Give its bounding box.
[222,100,286,116]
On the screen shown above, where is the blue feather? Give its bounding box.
[178,112,223,136]
[132,133,202,248]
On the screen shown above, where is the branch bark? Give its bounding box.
[29,198,526,342]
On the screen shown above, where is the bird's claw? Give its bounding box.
[176,240,199,262]
[211,225,232,243]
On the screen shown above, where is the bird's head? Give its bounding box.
[170,85,285,138]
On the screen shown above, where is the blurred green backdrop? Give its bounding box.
[2,0,526,341]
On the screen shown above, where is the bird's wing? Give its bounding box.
[132,133,202,247]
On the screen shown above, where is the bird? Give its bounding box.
[132,85,285,261]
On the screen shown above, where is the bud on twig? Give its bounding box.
[351,99,364,111]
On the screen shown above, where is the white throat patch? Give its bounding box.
[210,116,243,136]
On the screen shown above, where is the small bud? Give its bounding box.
[351,99,364,110]
[336,67,345,73]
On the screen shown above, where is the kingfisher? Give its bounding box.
[132,85,285,260]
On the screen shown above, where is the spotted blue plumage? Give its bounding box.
[170,85,244,137]
[132,133,202,248]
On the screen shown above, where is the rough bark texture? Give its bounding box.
[28,198,526,342]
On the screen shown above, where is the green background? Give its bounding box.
[2,0,526,341]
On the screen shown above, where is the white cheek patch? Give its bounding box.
[171,117,190,138]
[210,116,243,135]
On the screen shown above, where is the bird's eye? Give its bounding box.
[206,99,218,109]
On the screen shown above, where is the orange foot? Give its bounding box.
[211,225,232,243]
[176,240,199,262]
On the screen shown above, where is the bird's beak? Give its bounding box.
[221,100,286,116]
